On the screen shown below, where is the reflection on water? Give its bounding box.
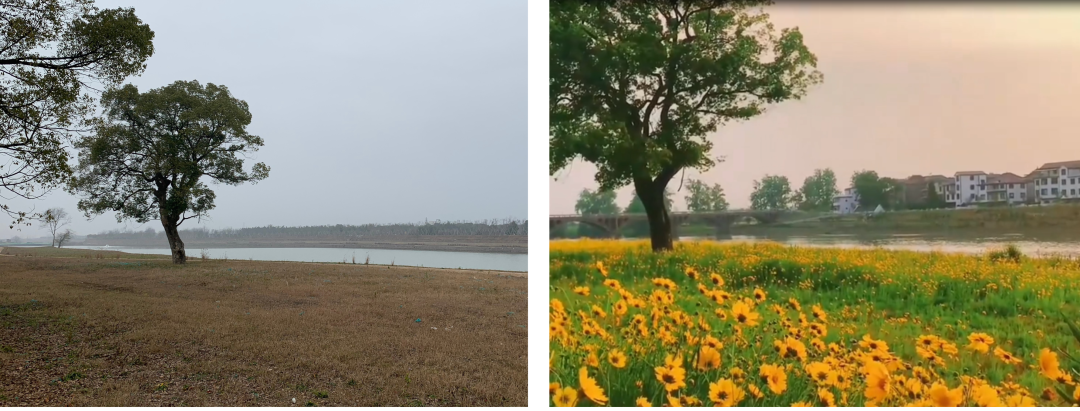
[67,246,527,272]
[675,233,1080,257]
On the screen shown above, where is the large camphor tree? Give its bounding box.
[550,0,822,251]
[0,0,154,227]
[68,80,269,264]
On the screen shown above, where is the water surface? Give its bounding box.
[68,246,527,272]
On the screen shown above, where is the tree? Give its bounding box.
[550,1,823,251]
[684,178,729,212]
[924,182,946,209]
[750,175,794,210]
[1,1,155,228]
[574,188,619,238]
[68,80,269,264]
[38,207,71,247]
[625,190,673,214]
[851,170,904,210]
[55,229,74,248]
[574,189,619,215]
[796,168,838,211]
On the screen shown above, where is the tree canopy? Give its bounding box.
[796,168,838,211]
[550,0,822,251]
[750,174,794,210]
[684,178,729,212]
[1,1,155,226]
[68,80,268,263]
[575,188,620,215]
[851,170,903,210]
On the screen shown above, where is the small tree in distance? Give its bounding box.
[39,208,71,247]
[68,80,270,264]
[56,229,74,248]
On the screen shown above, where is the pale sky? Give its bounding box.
[550,4,1080,214]
[2,0,526,239]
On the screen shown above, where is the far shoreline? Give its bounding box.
[71,239,528,255]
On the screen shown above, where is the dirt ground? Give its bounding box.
[0,247,527,406]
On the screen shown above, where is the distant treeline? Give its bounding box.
[86,219,528,241]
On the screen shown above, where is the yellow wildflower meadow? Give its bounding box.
[550,240,1080,406]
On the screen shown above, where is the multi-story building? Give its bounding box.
[899,174,953,206]
[954,171,987,206]
[1032,160,1080,203]
[832,187,859,214]
[983,172,1028,204]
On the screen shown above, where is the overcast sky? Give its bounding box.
[2,0,526,239]
[550,3,1080,214]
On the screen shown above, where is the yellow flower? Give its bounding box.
[608,349,628,369]
[636,397,652,407]
[655,364,687,392]
[685,266,699,280]
[696,345,722,371]
[926,382,963,407]
[966,332,994,354]
[862,361,891,405]
[759,363,788,395]
[791,401,812,406]
[1004,394,1035,407]
[549,382,560,396]
[859,334,889,353]
[972,384,1002,407]
[1039,348,1062,380]
[731,301,760,327]
[594,260,608,277]
[572,286,590,297]
[811,304,827,322]
[584,351,599,368]
[730,367,746,383]
[552,386,578,407]
[709,273,724,287]
[993,347,1022,365]
[818,387,836,407]
[748,383,764,399]
[614,300,628,316]
[578,366,607,405]
[753,288,767,302]
[805,361,833,385]
[708,378,745,406]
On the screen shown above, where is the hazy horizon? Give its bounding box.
[550,4,1080,214]
[2,0,527,240]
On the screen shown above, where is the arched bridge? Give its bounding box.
[550,210,793,238]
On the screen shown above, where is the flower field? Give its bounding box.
[549,240,1080,406]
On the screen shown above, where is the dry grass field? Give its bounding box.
[0,247,527,406]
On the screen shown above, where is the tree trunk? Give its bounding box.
[161,212,186,264]
[636,180,674,252]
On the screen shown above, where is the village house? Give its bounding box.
[1032,160,1080,204]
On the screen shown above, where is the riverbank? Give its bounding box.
[77,235,528,255]
[549,240,1080,406]
[0,249,527,406]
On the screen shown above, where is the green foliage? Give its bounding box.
[1,0,155,227]
[684,178,729,212]
[625,190,673,214]
[575,189,619,216]
[68,80,269,263]
[797,168,838,211]
[750,175,794,210]
[988,244,1023,264]
[550,1,822,249]
[852,170,904,211]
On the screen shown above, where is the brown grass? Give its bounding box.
[0,247,527,406]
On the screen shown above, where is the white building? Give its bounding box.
[1032,160,1080,203]
[984,173,1028,204]
[953,171,987,206]
[832,187,859,214]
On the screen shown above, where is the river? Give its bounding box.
[670,233,1080,257]
[67,246,527,272]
